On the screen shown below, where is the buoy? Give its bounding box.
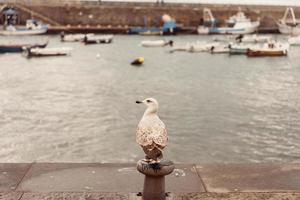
[131,57,144,66]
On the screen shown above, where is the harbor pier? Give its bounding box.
[1,0,300,34]
[1,163,299,199]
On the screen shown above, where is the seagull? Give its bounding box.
[136,98,168,163]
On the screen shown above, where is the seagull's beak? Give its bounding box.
[136,100,143,104]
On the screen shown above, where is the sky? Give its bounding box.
[101,0,300,6]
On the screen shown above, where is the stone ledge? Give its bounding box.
[1,192,300,200]
[1,163,299,194]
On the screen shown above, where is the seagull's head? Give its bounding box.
[136,98,159,115]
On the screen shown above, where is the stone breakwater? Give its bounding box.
[1,1,300,33]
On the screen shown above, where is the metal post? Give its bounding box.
[137,160,175,200]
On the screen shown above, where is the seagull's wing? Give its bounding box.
[152,126,168,148]
[136,125,153,146]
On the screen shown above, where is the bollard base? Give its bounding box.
[137,159,175,200]
[129,193,174,200]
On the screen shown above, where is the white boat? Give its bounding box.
[247,41,289,57]
[229,43,259,55]
[277,8,300,35]
[197,8,259,35]
[141,40,173,47]
[188,42,220,53]
[169,44,191,53]
[288,35,300,46]
[61,33,95,42]
[24,47,72,57]
[236,34,271,43]
[83,34,113,44]
[170,42,219,53]
[0,20,48,36]
[210,44,230,53]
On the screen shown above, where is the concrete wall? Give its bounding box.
[1,1,300,29]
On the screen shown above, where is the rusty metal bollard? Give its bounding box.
[137,159,175,200]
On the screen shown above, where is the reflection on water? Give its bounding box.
[0,35,299,163]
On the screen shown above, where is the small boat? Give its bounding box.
[170,42,220,53]
[141,40,173,47]
[197,8,259,35]
[0,41,48,53]
[210,44,230,54]
[277,8,300,35]
[169,44,191,53]
[23,47,72,58]
[83,34,113,45]
[235,34,271,43]
[247,41,289,57]
[61,32,95,42]
[0,20,48,36]
[188,42,220,53]
[229,43,258,55]
[131,57,144,66]
[288,35,300,46]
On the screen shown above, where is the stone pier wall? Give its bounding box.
[1,1,300,29]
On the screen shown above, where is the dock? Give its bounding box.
[1,163,300,199]
[0,0,298,34]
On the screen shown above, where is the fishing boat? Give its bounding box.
[235,34,271,43]
[83,34,113,45]
[247,41,289,57]
[277,8,300,35]
[0,41,48,53]
[129,14,177,35]
[23,47,72,58]
[197,8,259,35]
[0,20,48,36]
[141,40,173,47]
[61,32,95,42]
[288,35,300,46]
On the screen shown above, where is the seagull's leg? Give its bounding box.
[142,155,151,163]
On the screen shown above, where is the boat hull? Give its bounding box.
[229,48,248,55]
[0,28,47,36]
[288,36,300,45]
[0,46,23,53]
[247,49,287,57]
[24,47,72,58]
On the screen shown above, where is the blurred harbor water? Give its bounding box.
[0,35,299,163]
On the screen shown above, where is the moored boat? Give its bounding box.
[288,35,300,46]
[229,43,259,55]
[188,42,220,53]
[198,8,259,35]
[141,40,173,47]
[247,41,289,57]
[0,41,48,53]
[83,34,113,45]
[61,32,95,42]
[129,14,177,35]
[236,34,271,43]
[210,44,230,53]
[23,47,72,58]
[277,8,300,35]
[0,20,48,36]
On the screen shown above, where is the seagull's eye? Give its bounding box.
[146,100,151,103]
